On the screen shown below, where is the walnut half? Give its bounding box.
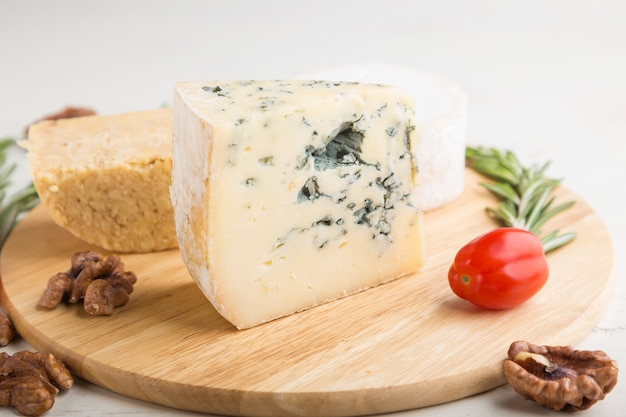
[38,251,137,316]
[504,340,619,411]
[0,351,73,416]
[0,306,16,346]
[24,106,96,137]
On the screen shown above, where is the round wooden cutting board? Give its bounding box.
[0,169,616,417]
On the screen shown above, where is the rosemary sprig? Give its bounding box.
[0,137,39,248]
[466,146,576,253]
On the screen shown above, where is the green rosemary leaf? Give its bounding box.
[0,138,40,248]
[541,231,577,253]
[487,201,517,226]
[0,185,39,246]
[466,146,576,253]
[480,181,520,203]
[523,187,553,233]
[537,160,553,177]
[532,200,576,234]
[0,204,19,247]
[485,206,508,226]
[467,147,521,185]
[0,138,11,154]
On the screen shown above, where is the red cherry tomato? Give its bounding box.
[448,228,549,310]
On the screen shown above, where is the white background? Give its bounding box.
[1,1,625,416]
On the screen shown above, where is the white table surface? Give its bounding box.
[1,1,625,416]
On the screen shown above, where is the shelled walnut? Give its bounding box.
[0,350,73,416]
[0,307,16,346]
[24,106,96,136]
[38,251,137,316]
[504,340,619,411]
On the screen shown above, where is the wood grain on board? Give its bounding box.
[0,169,616,417]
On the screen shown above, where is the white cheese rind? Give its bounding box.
[172,80,424,329]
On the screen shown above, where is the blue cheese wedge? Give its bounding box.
[171,80,424,329]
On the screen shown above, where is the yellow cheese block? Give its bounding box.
[171,80,425,329]
[25,108,176,253]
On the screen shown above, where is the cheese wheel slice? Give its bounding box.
[172,80,425,329]
[26,108,176,253]
[295,63,468,212]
